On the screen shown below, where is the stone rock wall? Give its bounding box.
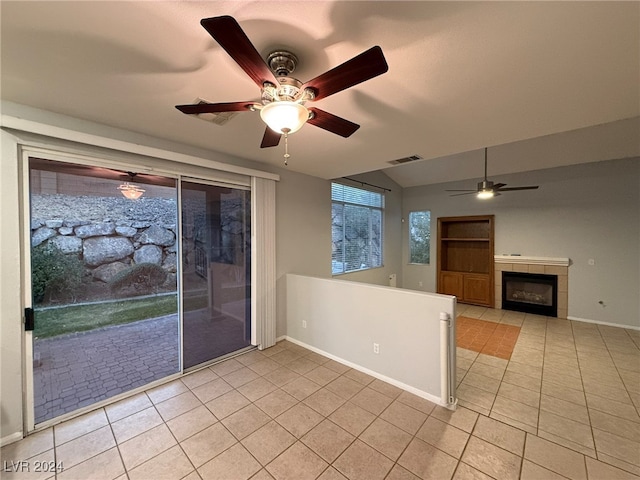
[31,194,178,284]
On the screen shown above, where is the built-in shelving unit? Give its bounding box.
[437,215,494,307]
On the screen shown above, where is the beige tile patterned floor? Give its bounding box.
[2,306,639,479]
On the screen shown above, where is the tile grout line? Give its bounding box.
[382,387,436,479]
[257,355,416,479]
[275,352,453,480]
[587,322,640,469]
[600,325,640,419]
[12,319,639,480]
[155,388,202,480]
[573,318,601,471]
[503,314,583,480]
[447,411,480,480]
[105,402,129,480]
[534,315,548,437]
[52,420,59,480]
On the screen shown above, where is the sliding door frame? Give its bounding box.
[179,176,254,371]
[19,147,35,431]
[19,145,263,433]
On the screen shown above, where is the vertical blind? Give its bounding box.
[251,176,277,349]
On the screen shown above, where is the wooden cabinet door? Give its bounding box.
[463,274,491,305]
[439,272,464,298]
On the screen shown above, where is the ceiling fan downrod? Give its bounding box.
[282,128,291,166]
[484,148,488,181]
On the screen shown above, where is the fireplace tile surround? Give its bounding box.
[494,255,569,319]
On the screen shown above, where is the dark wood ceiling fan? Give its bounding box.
[446,148,540,198]
[175,15,389,148]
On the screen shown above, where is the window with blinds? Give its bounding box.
[331,182,384,275]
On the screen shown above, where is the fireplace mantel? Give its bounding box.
[494,255,570,267]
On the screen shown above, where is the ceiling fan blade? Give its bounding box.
[175,101,255,115]
[260,127,282,148]
[307,108,360,137]
[493,183,507,189]
[449,192,478,197]
[496,186,540,192]
[302,46,388,101]
[445,189,477,192]
[200,16,278,88]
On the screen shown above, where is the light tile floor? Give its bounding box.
[2,306,639,480]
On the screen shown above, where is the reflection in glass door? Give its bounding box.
[29,158,180,424]
[181,180,251,369]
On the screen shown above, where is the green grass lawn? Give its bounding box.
[34,295,179,338]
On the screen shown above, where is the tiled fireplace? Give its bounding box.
[494,255,569,319]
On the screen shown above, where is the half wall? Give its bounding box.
[286,274,456,406]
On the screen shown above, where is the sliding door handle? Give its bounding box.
[25,307,34,331]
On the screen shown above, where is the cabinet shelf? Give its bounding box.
[441,238,490,242]
[437,215,494,307]
[441,268,489,274]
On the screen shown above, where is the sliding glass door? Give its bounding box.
[28,157,180,424]
[181,180,252,369]
[26,157,253,427]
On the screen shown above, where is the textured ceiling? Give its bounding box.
[1,1,638,185]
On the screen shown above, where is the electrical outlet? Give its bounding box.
[373,343,380,354]
[302,320,307,328]
[418,281,423,287]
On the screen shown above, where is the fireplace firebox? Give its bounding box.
[502,271,558,317]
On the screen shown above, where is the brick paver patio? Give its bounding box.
[33,310,251,424]
[34,315,180,423]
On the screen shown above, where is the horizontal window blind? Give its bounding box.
[331,183,383,208]
[331,182,383,275]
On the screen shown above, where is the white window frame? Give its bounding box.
[331,182,384,275]
[408,210,431,265]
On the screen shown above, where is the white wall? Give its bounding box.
[402,157,640,328]
[275,169,332,337]
[286,274,456,404]
[273,169,405,337]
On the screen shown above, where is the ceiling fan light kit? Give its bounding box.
[476,188,495,200]
[260,100,309,134]
[175,15,388,164]
[118,172,145,200]
[118,182,145,200]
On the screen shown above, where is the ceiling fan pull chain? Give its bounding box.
[282,128,291,166]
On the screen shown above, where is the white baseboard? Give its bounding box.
[1,431,24,448]
[282,336,452,409]
[567,316,640,331]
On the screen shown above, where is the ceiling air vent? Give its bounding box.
[192,98,239,126]
[388,154,423,165]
